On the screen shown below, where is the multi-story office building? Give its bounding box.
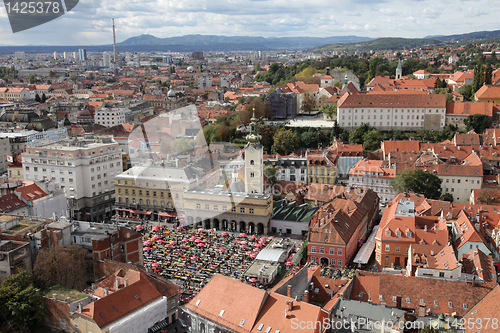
[22,135,122,222]
[78,48,87,61]
[94,107,126,127]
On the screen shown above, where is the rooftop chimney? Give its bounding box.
[116,277,120,290]
[104,287,109,297]
[287,285,292,298]
[424,225,428,232]
[287,300,293,312]
[396,295,402,309]
[53,293,57,300]
[124,279,129,287]
[447,211,453,219]
[78,303,82,313]
[304,290,309,303]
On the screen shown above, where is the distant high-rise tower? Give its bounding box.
[396,59,402,80]
[112,18,117,64]
[53,51,58,60]
[103,52,111,68]
[78,49,87,61]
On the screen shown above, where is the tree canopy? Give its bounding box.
[477,189,500,205]
[172,137,195,155]
[464,114,489,134]
[33,244,90,291]
[391,169,443,199]
[272,128,300,154]
[0,269,46,331]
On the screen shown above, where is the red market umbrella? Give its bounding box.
[197,243,204,247]
[246,251,253,256]
[198,228,204,232]
[255,243,262,248]
[195,239,202,243]
[285,261,293,266]
[177,226,183,230]
[240,244,247,249]
[190,256,199,261]
[249,278,258,283]
[158,224,165,228]
[151,263,160,267]
[182,238,188,243]
[250,253,257,258]
[136,225,143,229]
[218,248,226,253]
[208,229,214,232]
[170,241,177,245]
[157,239,165,243]
[290,254,294,258]
[268,236,275,240]
[240,233,247,237]
[240,241,248,245]
[152,226,160,232]
[250,235,257,240]
[144,247,150,251]
[222,232,229,236]
[165,244,172,248]
[253,248,260,252]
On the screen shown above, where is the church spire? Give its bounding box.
[246,107,261,146]
[396,59,402,80]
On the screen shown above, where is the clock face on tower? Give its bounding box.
[250,147,255,153]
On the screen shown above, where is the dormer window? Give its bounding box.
[406,231,411,237]
[396,231,401,237]
[385,230,391,237]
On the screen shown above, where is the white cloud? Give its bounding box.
[0,0,497,45]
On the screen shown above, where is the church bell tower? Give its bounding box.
[244,108,263,194]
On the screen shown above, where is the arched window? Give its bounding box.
[167,202,172,208]
[161,200,165,207]
[153,200,157,206]
[118,197,122,203]
[146,199,150,206]
[125,197,129,204]
[132,198,136,204]
[250,160,254,165]
[139,199,143,205]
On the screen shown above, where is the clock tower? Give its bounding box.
[245,109,263,194]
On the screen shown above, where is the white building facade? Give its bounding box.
[337,93,447,131]
[21,135,122,221]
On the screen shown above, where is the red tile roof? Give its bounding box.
[79,272,162,329]
[463,285,500,333]
[14,183,47,203]
[184,275,267,333]
[351,271,494,317]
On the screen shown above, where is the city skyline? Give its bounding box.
[0,0,499,46]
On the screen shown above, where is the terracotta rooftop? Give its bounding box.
[351,271,494,317]
[185,274,267,333]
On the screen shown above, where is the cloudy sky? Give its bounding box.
[0,0,499,46]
